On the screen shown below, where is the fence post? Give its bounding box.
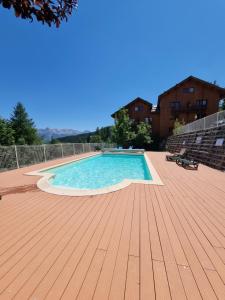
[61,144,64,158]
[216,112,219,127]
[82,143,85,153]
[14,145,19,169]
[43,144,47,162]
[73,143,76,155]
[203,117,206,130]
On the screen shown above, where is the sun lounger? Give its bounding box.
[176,158,199,170]
[166,148,186,161]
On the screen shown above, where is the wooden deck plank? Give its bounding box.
[172,181,225,248]
[178,266,202,300]
[160,186,218,300]
[0,197,78,270]
[161,183,215,270]
[205,269,225,300]
[108,185,135,300]
[145,186,163,261]
[139,184,155,300]
[28,195,106,300]
[0,197,95,298]
[152,186,186,300]
[93,188,129,300]
[0,193,61,248]
[41,195,110,300]
[215,247,225,263]
[0,197,85,281]
[165,181,225,283]
[154,185,188,267]
[0,151,224,300]
[153,260,171,300]
[60,192,120,299]
[129,184,139,257]
[77,249,106,300]
[9,197,96,300]
[125,255,140,300]
[97,188,124,251]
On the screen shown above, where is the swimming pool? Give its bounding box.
[27,153,163,196]
[42,154,152,190]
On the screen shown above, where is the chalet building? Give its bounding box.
[111,76,225,140]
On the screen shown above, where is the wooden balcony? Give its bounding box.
[171,104,207,114]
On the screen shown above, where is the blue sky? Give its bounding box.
[1,0,225,131]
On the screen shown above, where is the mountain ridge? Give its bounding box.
[38,128,90,142]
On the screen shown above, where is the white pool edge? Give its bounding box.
[25,152,164,196]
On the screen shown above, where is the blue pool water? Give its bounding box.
[42,154,152,190]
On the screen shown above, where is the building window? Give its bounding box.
[196,99,208,108]
[183,87,195,93]
[170,101,181,110]
[134,105,144,112]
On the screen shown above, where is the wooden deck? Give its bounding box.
[0,152,225,300]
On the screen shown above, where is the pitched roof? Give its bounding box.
[111,97,152,118]
[158,75,225,99]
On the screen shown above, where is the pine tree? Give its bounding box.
[90,135,102,143]
[10,102,41,145]
[0,118,15,145]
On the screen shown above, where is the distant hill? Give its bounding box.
[58,126,113,143]
[58,131,96,143]
[38,128,90,142]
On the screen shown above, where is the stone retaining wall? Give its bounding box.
[166,125,225,171]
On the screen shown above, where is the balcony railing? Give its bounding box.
[174,110,225,135]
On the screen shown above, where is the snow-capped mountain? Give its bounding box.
[38,128,89,142]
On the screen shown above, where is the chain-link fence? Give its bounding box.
[0,143,115,172]
[175,110,225,135]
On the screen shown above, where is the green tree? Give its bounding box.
[173,118,185,135]
[10,102,41,145]
[50,138,60,144]
[133,122,152,148]
[112,108,135,148]
[90,135,102,143]
[95,127,100,136]
[0,118,15,145]
[99,126,113,142]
